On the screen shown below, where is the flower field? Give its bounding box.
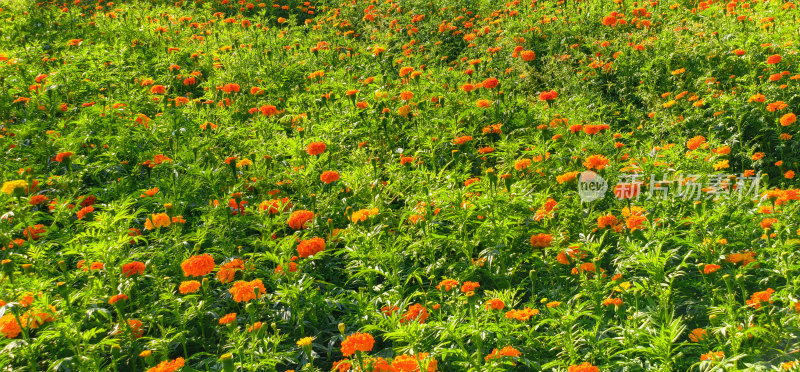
[2,0,800,370]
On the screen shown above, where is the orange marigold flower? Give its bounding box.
[521,50,536,61]
[181,254,215,277]
[686,135,706,150]
[109,294,129,305]
[780,113,796,126]
[288,210,314,230]
[436,279,459,291]
[689,328,707,342]
[597,214,619,229]
[626,215,647,231]
[485,346,521,362]
[144,213,171,230]
[259,198,291,214]
[539,90,558,101]
[602,297,622,307]
[766,54,782,64]
[0,314,22,339]
[482,77,499,89]
[306,141,326,156]
[320,171,340,184]
[505,308,539,321]
[179,280,201,294]
[219,313,237,325]
[746,288,775,309]
[514,159,531,170]
[700,351,724,361]
[530,233,553,247]
[702,264,721,274]
[122,261,145,277]
[476,99,492,108]
[297,237,326,258]
[145,357,184,372]
[453,135,473,145]
[568,362,600,372]
[583,154,610,170]
[485,298,505,310]
[229,279,266,303]
[341,332,375,357]
[23,224,46,240]
[726,251,757,267]
[556,171,580,184]
[767,101,788,112]
[400,304,429,324]
[217,258,245,284]
[461,281,480,293]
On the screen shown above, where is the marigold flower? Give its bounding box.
[229,279,266,302]
[287,210,314,230]
[297,336,314,347]
[297,237,326,258]
[144,213,171,230]
[514,159,531,170]
[0,314,22,339]
[766,54,782,64]
[505,308,539,321]
[219,313,237,325]
[702,264,721,274]
[780,113,796,126]
[259,198,291,214]
[686,135,706,150]
[568,362,599,372]
[539,90,558,101]
[109,294,129,305]
[700,351,724,361]
[689,328,707,342]
[485,346,521,361]
[476,99,492,108]
[453,135,473,145]
[521,50,536,61]
[181,254,215,277]
[2,180,28,195]
[583,154,610,170]
[746,288,775,309]
[461,281,480,293]
[726,251,757,266]
[121,261,145,277]
[485,298,505,310]
[436,279,459,291]
[626,215,647,231]
[55,152,73,163]
[482,77,499,89]
[320,171,340,184]
[341,332,375,357]
[400,304,429,324]
[767,101,788,112]
[179,280,201,294]
[145,357,184,372]
[306,141,326,156]
[530,233,553,247]
[217,258,245,284]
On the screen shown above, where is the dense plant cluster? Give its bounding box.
[1,0,800,370]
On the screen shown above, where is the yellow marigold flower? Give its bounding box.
[1,180,28,195]
[297,337,314,347]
